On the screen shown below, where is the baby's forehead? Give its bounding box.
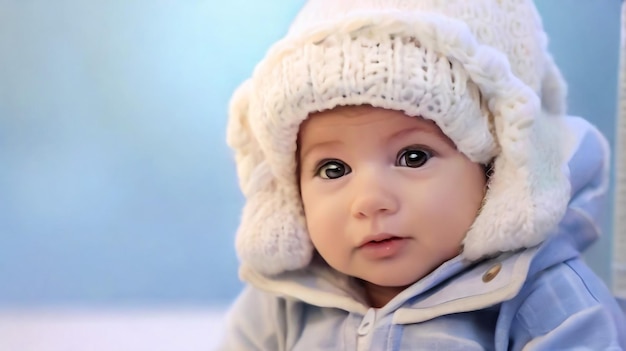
[299,104,454,145]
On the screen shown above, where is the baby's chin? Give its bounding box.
[353,269,429,290]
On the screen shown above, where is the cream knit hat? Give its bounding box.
[227,0,571,275]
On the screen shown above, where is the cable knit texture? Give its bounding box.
[227,0,571,276]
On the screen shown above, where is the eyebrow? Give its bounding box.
[390,124,455,147]
[389,125,431,140]
[298,139,341,162]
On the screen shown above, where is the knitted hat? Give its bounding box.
[227,0,571,275]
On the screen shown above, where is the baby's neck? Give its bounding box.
[361,281,411,308]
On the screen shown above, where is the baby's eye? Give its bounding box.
[316,160,352,179]
[397,148,432,168]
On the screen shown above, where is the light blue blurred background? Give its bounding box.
[0,0,621,310]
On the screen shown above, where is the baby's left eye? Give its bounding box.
[396,148,431,168]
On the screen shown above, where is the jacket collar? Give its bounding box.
[395,232,580,323]
[240,232,580,322]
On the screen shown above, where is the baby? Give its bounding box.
[218,0,626,349]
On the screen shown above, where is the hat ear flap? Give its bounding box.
[227,80,265,196]
[228,81,313,275]
[462,93,570,259]
[235,168,313,275]
[540,54,568,116]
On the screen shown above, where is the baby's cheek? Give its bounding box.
[305,210,335,247]
[424,193,474,240]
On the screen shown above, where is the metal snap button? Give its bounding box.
[482,262,502,283]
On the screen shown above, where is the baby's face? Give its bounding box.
[298,105,486,291]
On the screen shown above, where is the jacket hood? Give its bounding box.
[558,116,610,252]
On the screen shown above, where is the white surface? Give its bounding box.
[0,308,226,351]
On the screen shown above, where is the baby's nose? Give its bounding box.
[350,170,399,219]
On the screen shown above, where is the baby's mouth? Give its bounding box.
[357,234,408,259]
[358,233,404,248]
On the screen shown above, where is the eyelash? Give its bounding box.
[312,145,435,179]
[396,145,434,168]
[313,159,350,180]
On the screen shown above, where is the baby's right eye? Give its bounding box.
[316,160,352,179]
